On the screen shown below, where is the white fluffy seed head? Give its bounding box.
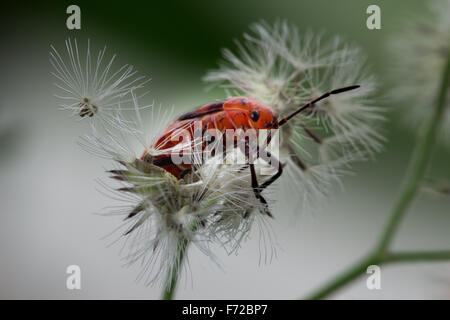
[389,0,450,145]
[50,38,149,127]
[82,93,272,285]
[204,21,384,211]
[102,152,271,285]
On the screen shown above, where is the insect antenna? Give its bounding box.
[277,85,360,126]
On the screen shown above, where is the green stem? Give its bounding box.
[383,250,450,264]
[161,235,190,300]
[305,51,450,300]
[305,253,379,300]
[306,250,450,300]
[375,56,450,253]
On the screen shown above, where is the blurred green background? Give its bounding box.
[1,0,449,299]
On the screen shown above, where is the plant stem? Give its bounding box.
[383,250,450,264]
[305,51,450,300]
[375,55,450,254]
[305,253,379,300]
[161,235,190,300]
[306,250,450,300]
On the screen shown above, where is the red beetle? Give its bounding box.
[144,85,360,215]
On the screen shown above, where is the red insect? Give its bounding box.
[143,85,360,216]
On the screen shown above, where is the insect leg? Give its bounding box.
[249,162,273,218]
[258,149,284,191]
[238,136,273,217]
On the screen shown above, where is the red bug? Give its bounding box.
[143,85,360,216]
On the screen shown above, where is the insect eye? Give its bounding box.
[250,110,260,122]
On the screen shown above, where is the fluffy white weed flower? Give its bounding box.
[389,0,450,144]
[110,155,273,285]
[81,94,274,286]
[204,21,384,211]
[50,39,149,127]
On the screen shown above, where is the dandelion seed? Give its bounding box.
[50,38,149,127]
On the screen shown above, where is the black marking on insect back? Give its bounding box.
[177,101,225,121]
[152,156,176,167]
[240,98,246,106]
